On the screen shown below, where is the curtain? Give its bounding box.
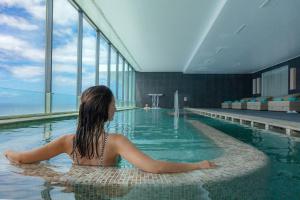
[262,65,288,97]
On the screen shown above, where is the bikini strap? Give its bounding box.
[99,133,108,166]
[72,137,80,165]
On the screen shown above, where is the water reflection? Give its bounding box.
[17,163,133,200]
[43,123,52,143]
[188,113,300,199]
[16,163,209,200]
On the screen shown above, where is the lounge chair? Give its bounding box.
[247,97,272,111]
[268,93,300,112]
[231,98,252,109]
[221,101,232,109]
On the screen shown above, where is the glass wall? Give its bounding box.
[0,0,135,117]
[132,70,136,106]
[130,68,135,107]
[0,0,46,116]
[117,56,124,107]
[110,46,117,97]
[52,0,78,112]
[128,66,132,106]
[99,36,109,86]
[82,17,96,91]
[124,62,129,107]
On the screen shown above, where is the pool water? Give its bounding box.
[0,109,222,199]
[188,113,300,200]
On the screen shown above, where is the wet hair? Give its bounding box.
[73,85,113,159]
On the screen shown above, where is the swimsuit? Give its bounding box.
[72,133,108,166]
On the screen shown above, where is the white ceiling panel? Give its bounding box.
[91,0,300,73]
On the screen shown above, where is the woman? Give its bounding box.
[4,86,216,173]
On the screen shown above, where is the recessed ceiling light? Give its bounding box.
[216,47,224,54]
[259,0,271,8]
[235,24,246,35]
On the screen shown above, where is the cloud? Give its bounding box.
[53,0,77,26]
[52,35,96,73]
[82,36,96,66]
[2,65,44,82]
[99,64,108,72]
[0,34,44,61]
[53,28,73,37]
[0,91,20,98]
[52,36,77,64]
[0,0,45,20]
[0,0,77,26]
[53,75,76,86]
[53,64,85,74]
[0,14,39,31]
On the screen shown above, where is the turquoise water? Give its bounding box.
[0,109,222,199]
[188,113,300,200]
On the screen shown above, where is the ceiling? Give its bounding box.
[92,0,300,73]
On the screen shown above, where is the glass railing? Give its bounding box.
[116,100,136,109]
[0,87,135,118]
[52,92,77,113]
[0,87,44,117]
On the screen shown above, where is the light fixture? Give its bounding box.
[235,24,246,35]
[259,0,271,8]
[216,47,224,54]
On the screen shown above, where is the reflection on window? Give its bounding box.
[99,36,108,86]
[132,70,135,106]
[0,0,46,116]
[118,56,124,106]
[52,0,78,112]
[110,47,117,97]
[82,17,96,91]
[129,66,132,106]
[124,62,129,106]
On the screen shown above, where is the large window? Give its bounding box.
[99,36,109,86]
[128,66,132,106]
[0,0,46,116]
[110,46,117,96]
[52,0,78,112]
[82,17,96,91]
[117,56,124,107]
[124,62,129,106]
[132,70,136,106]
[0,0,135,117]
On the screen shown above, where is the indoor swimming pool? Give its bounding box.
[0,109,222,199]
[1,108,299,199]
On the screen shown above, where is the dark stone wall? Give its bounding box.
[252,56,300,95]
[136,72,252,108]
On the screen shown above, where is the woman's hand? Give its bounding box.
[197,160,217,169]
[4,150,21,164]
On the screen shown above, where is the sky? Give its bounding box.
[0,0,133,114]
[0,0,122,95]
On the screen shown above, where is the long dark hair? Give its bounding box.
[73,85,113,159]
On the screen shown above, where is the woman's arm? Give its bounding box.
[115,134,216,174]
[4,135,70,164]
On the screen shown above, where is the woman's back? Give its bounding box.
[66,134,119,167]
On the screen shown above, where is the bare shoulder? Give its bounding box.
[60,134,75,154]
[64,134,75,140]
[60,134,75,143]
[107,134,128,145]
